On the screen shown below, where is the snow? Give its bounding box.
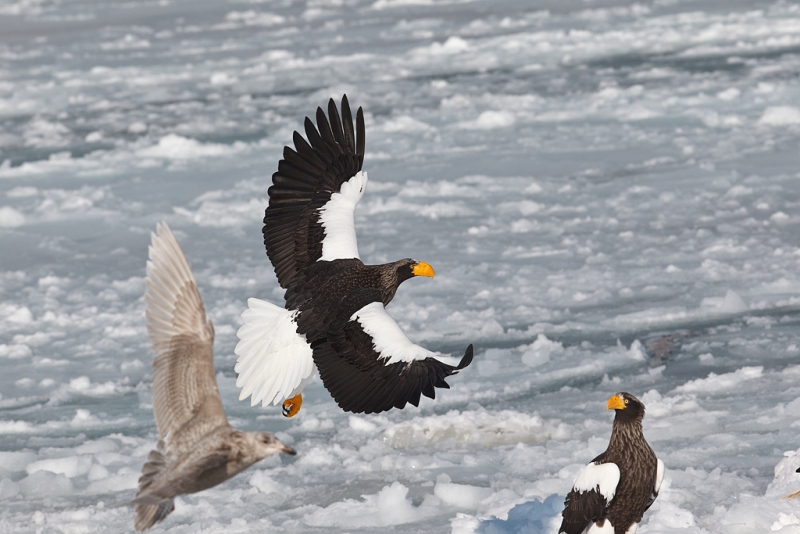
[1,0,800,532]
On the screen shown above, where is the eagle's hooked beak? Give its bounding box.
[607,394,626,410]
[412,262,434,278]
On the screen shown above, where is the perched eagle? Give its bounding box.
[235,95,473,417]
[560,392,664,534]
[124,223,295,531]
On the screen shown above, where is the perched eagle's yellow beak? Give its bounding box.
[607,394,626,410]
[412,262,435,278]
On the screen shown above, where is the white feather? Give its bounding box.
[317,171,367,261]
[573,461,620,502]
[654,458,664,494]
[587,521,615,534]
[234,298,314,407]
[351,302,437,365]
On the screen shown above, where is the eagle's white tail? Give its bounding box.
[235,298,314,407]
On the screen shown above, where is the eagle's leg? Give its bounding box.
[282,394,303,418]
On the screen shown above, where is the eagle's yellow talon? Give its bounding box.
[282,394,302,418]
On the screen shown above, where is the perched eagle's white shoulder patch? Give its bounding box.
[655,458,665,493]
[573,461,620,502]
[587,520,616,534]
[318,171,367,261]
[351,302,437,365]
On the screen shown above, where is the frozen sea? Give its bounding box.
[2,0,800,532]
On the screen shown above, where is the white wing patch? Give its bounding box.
[318,171,367,262]
[573,461,620,502]
[654,458,665,494]
[587,520,615,534]
[234,298,314,407]
[351,302,437,365]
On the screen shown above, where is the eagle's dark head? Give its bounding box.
[607,392,645,424]
[379,259,435,306]
[395,258,434,285]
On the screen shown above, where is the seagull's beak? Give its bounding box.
[606,394,626,411]
[281,444,297,456]
[412,261,434,278]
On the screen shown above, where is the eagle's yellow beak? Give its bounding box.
[412,262,435,278]
[607,394,626,410]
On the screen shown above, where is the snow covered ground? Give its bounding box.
[2,0,800,532]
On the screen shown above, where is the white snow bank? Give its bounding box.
[0,206,25,228]
[434,481,494,509]
[759,106,800,126]
[0,478,20,500]
[383,409,570,448]
[137,134,246,160]
[520,334,564,368]
[0,451,37,474]
[26,455,93,478]
[457,110,516,130]
[671,366,763,394]
[450,495,562,534]
[699,289,747,314]
[18,470,74,498]
[303,481,437,527]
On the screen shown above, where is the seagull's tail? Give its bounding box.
[123,442,175,531]
[134,500,175,531]
[234,298,315,408]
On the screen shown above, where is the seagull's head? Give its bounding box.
[250,432,297,459]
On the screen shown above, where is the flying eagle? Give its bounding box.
[234,95,473,417]
[560,392,664,534]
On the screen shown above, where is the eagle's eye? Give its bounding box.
[624,398,629,405]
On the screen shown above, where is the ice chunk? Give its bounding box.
[520,334,563,368]
[672,366,763,394]
[0,207,25,228]
[434,481,493,509]
[303,481,434,527]
[18,471,73,497]
[759,106,800,126]
[454,495,562,534]
[26,455,93,478]
[0,451,37,474]
[0,478,20,500]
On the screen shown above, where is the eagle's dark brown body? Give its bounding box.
[594,419,657,532]
[292,259,415,339]
[238,95,473,415]
[560,393,661,534]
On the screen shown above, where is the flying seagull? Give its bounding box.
[123,223,296,531]
[559,392,664,534]
[235,95,473,417]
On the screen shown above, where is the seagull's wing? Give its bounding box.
[559,460,620,534]
[263,95,366,303]
[129,450,230,504]
[145,223,227,440]
[309,300,473,414]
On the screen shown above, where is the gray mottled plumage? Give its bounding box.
[125,223,295,531]
[560,392,661,534]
